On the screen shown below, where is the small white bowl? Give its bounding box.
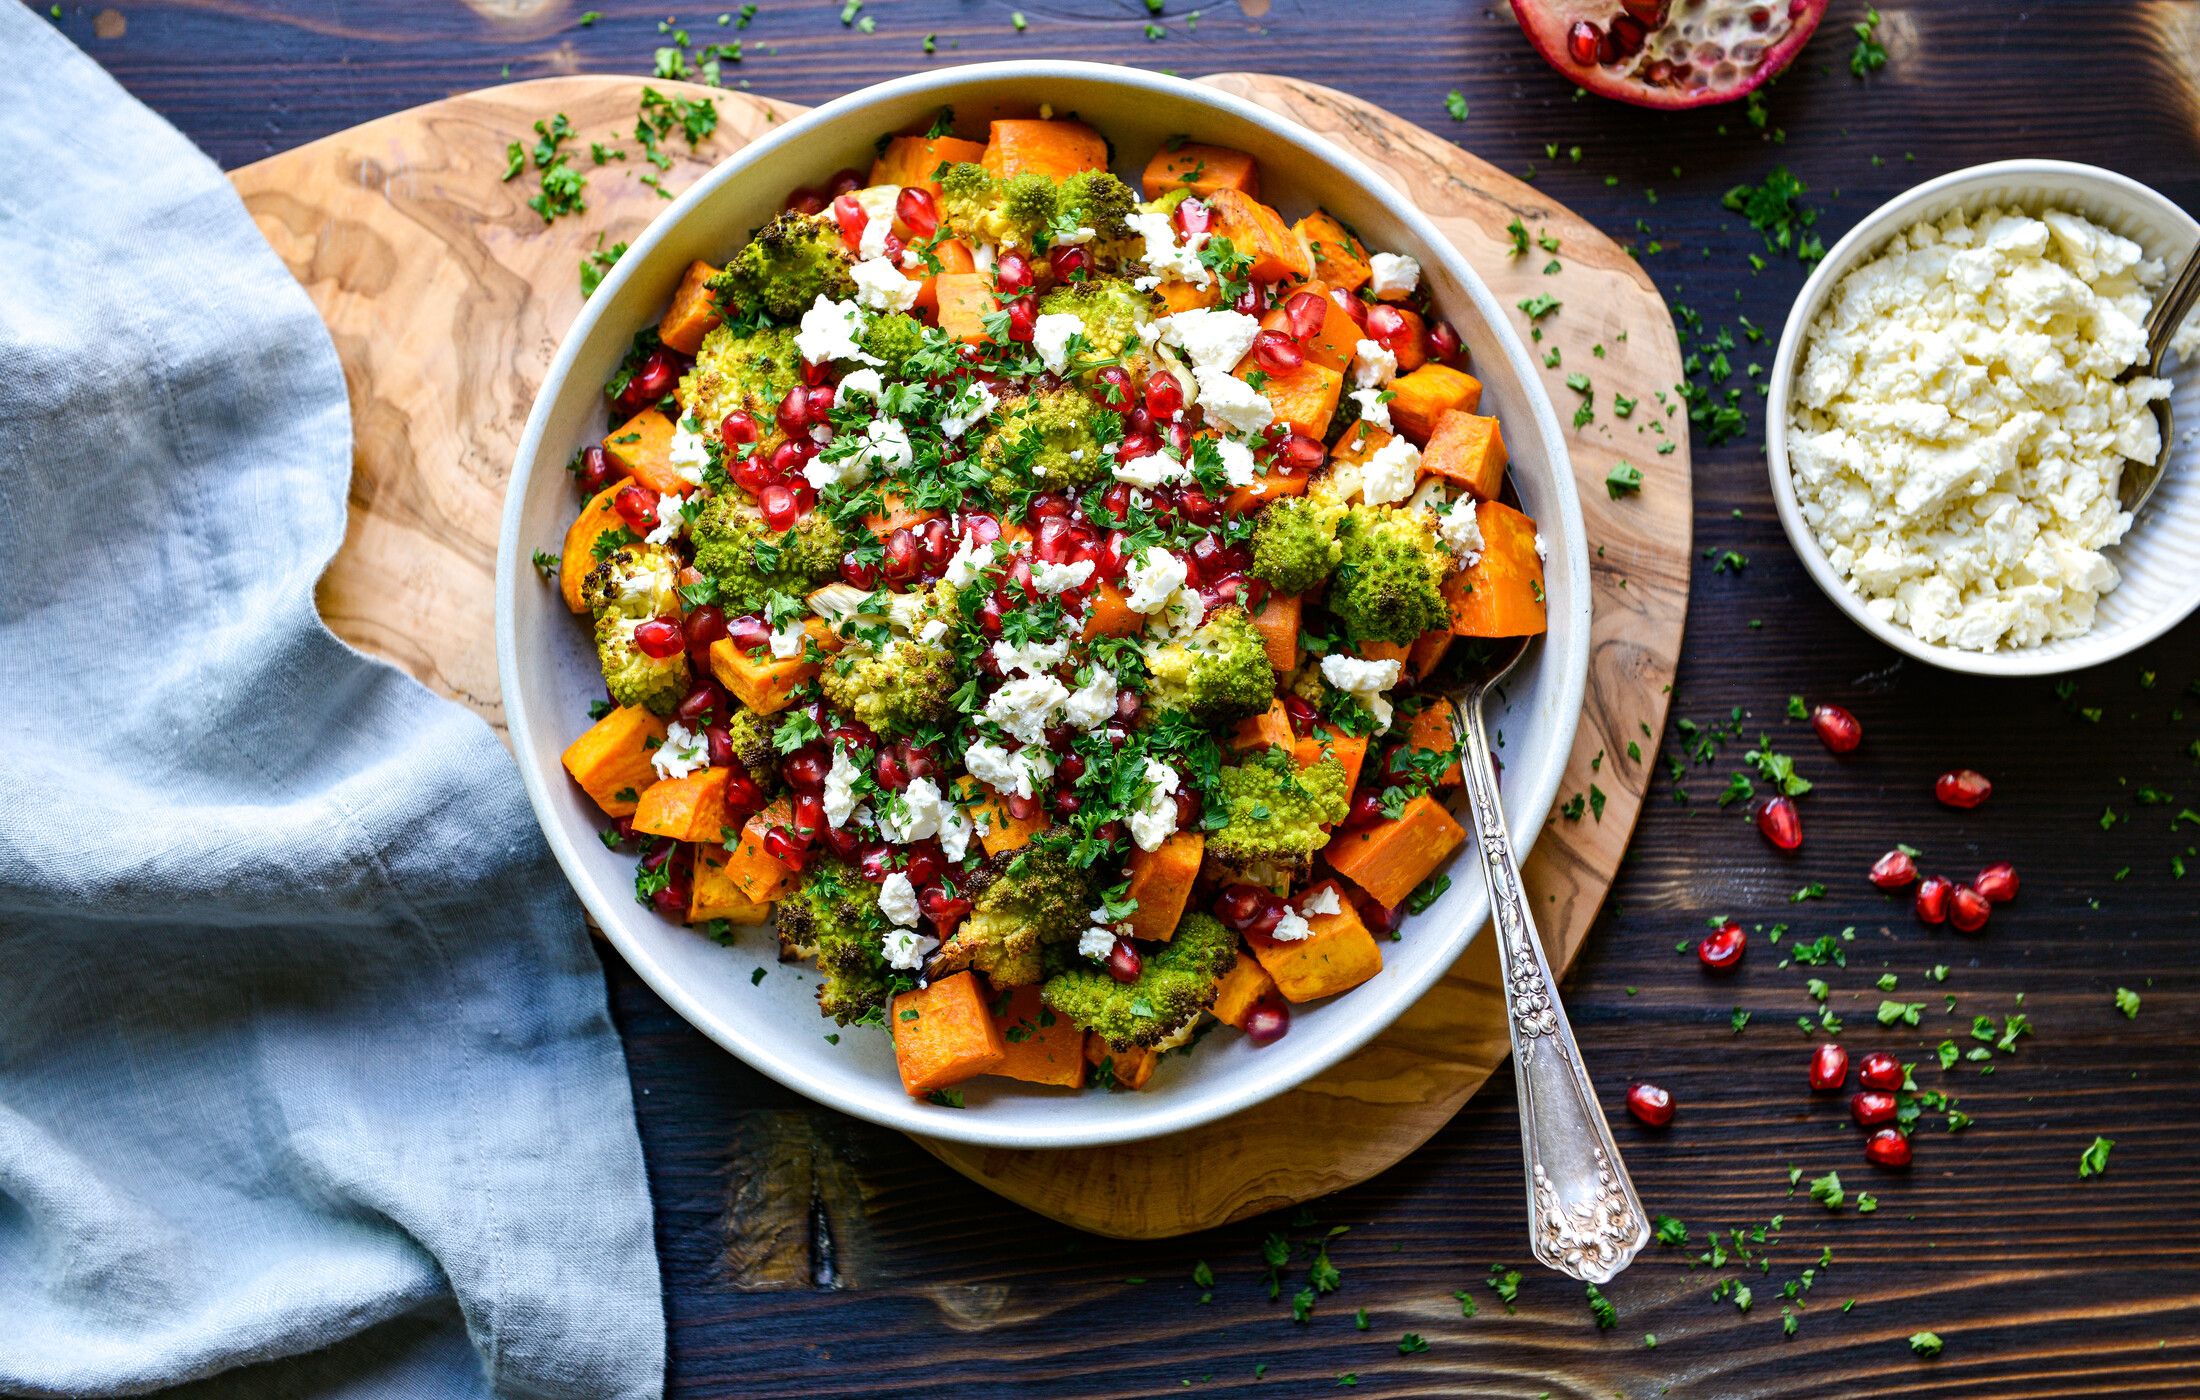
[495,62,1589,1148]
[1766,159,2200,677]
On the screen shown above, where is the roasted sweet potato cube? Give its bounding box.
[1154,278,1222,314]
[560,483,629,613]
[893,971,1008,1098]
[689,844,776,925]
[1331,421,1392,468]
[1125,832,1204,943]
[1248,590,1300,671]
[707,620,835,716]
[1421,410,1507,500]
[1142,142,1260,200]
[603,407,686,496]
[560,704,666,816]
[1407,627,1453,683]
[981,119,1107,180]
[1209,951,1278,1029]
[870,133,988,193]
[1204,188,1311,284]
[1324,795,1466,909]
[633,767,731,843]
[1240,356,1342,440]
[1444,500,1547,639]
[1293,211,1371,292]
[720,801,800,904]
[989,984,1086,1089]
[1229,699,1295,755]
[975,794,1050,856]
[1082,581,1143,640]
[1387,364,1483,446]
[657,260,724,356]
[1248,882,1384,1002]
[1398,696,1465,788]
[1086,1034,1158,1091]
[1260,278,1362,373]
[1292,724,1368,797]
[933,271,997,345]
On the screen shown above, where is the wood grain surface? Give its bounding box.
[227,68,1691,1237]
[77,1,2200,1395]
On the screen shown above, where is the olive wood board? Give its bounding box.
[229,72,1692,1240]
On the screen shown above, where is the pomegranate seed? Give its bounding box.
[1106,939,1142,984]
[1863,1128,1912,1168]
[1856,1051,1901,1091]
[882,528,919,582]
[977,596,1005,637]
[1426,319,1463,363]
[1049,244,1090,282]
[1619,0,1668,20]
[1366,302,1407,346]
[1232,281,1269,316]
[725,613,771,651]
[1214,884,1266,931]
[1278,433,1325,472]
[1281,694,1319,736]
[784,186,825,216]
[1625,1081,1674,1127]
[1180,486,1222,524]
[759,483,799,532]
[1341,789,1387,830]
[676,684,723,725]
[1173,787,1203,827]
[574,444,614,494]
[1949,884,1991,932]
[721,763,762,812]
[627,350,678,405]
[1914,875,1952,925]
[1003,790,1041,822]
[766,438,812,479]
[1251,329,1304,376]
[874,749,909,791]
[762,825,809,867]
[1868,849,1918,889]
[902,847,943,889]
[1004,297,1038,343]
[1142,370,1185,420]
[718,409,760,450]
[612,484,659,534]
[830,192,867,250]
[1935,768,1992,809]
[857,845,897,884]
[825,167,862,198]
[1697,921,1746,971]
[632,616,684,660]
[1755,795,1803,851]
[781,749,829,792]
[817,823,860,861]
[1114,690,1142,725]
[1850,1090,1898,1127]
[1566,17,1604,64]
[1093,365,1135,412]
[1809,703,1863,754]
[1608,13,1648,55]
[1808,1042,1849,1091]
[790,791,825,835]
[682,605,728,662]
[776,385,810,435]
[1329,286,1368,329]
[1974,860,2018,903]
[1242,997,1290,1046]
[919,884,972,924]
[994,251,1033,295]
[1115,429,1160,464]
[964,511,1002,543]
[1279,290,1327,342]
[840,551,881,588]
[1172,196,1212,238]
[894,185,939,237]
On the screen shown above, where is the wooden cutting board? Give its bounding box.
[231,72,1690,1239]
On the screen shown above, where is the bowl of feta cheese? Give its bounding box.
[1768,159,2200,675]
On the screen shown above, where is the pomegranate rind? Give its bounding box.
[1509,0,1830,110]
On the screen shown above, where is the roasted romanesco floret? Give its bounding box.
[932,845,1098,987]
[775,859,896,1025]
[857,310,927,366]
[1142,606,1274,726]
[1036,278,1157,367]
[581,541,683,619]
[1328,505,1452,645]
[1206,747,1350,864]
[1053,170,1141,267]
[935,163,1063,251]
[722,701,780,791]
[592,613,690,716]
[1248,495,1346,596]
[818,632,958,736]
[678,324,802,428]
[978,386,1113,496]
[1041,911,1237,1050]
[707,210,856,321]
[689,490,848,611]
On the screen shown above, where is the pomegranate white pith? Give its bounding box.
[1511,0,1830,109]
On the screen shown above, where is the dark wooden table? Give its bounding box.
[71,0,2200,1393]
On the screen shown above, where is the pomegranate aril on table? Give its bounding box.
[1849,1091,1898,1127]
[1808,1043,1849,1091]
[1863,1129,1913,1169]
[1808,703,1862,754]
[1754,794,1802,850]
[1626,1082,1675,1127]
[1974,860,2018,903]
[1914,875,1952,925]
[1934,768,1993,809]
[1868,848,1918,889]
[1697,921,1746,971]
[1948,883,1991,932]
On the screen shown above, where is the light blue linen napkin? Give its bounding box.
[0,13,663,1397]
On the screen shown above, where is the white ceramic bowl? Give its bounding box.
[1766,159,2200,677]
[496,61,1588,1148]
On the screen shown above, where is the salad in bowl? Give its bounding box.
[537,100,1552,1109]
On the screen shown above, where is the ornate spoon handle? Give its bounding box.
[1456,689,1650,1285]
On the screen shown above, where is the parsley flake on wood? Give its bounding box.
[2079,1135,2114,1179]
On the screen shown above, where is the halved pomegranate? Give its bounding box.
[1510,0,1829,110]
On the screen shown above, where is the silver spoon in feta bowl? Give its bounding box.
[1443,633,1649,1285]
[2121,237,2200,518]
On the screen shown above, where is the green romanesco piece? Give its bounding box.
[689,490,847,612]
[1041,912,1237,1050]
[592,612,690,716]
[677,323,802,430]
[857,310,927,366]
[580,541,684,620]
[1328,504,1451,645]
[935,845,1098,987]
[1206,747,1350,863]
[936,163,1063,251]
[978,386,1112,497]
[1248,495,1347,596]
[1141,606,1273,726]
[707,210,856,321]
[776,859,896,1025]
[818,635,958,737]
[1036,277,1158,368]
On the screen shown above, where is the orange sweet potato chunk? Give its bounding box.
[870,133,988,193]
[1154,279,1222,314]
[603,407,687,496]
[1081,582,1143,641]
[689,844,776,925]
[1222,462,1312,516]
[1293,211,1371,293]
[1421,410,1508,500]
[1240,357,1342,441]
[1292,725,1368,797]
[1445,500,1547,639]
[981,119,1107,180]
[1407,627,1453,682]
[1125,832,1204,943]
[1203,188,1311,284]
[1141,142,1260,200]
[1209,951,1277,1029]
[1248,591,1300,671]
[1260,278,1361,374]
[707,620,837,716]
[1387,364,1483,446]
[1086,1034,1158,1092]
[657,260,724,356]
[632,767,731,843]
[910,237,977,312]
[560,483,628,613]
[1248,881,1384,1002]
[1399,696,1465,788]
[1229,699,1294,755]
[721,802,800,904]
[989,984,1086,1089]
[893,971,1008,1099]
[1331,420,1391,468]
[561,704,667,816]
[933,271,997,344]
[1324,795,1466,909]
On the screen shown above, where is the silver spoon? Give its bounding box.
[1446,634,1649,1285]
[2121,238,2200,517]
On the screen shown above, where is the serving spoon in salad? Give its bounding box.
[1443,633,1649,1285]
[2120,237,2200,518]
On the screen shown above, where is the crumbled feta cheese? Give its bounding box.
[984,674,1070,744]
[1359,436,1421,506]
[1320,653,1403,728]
[1368,252,1421,300]
[1215,437,1258,488]
[1159,308,1261,372]
[1055,225,1097,246]
[853,185,899,260]
[1078,921,1117,961]
[1127,759,1181,853]
[668,422,712,486]
[645,492,688,545]
[1191,367,1274,436]
[878,776,943,843]
[1349,387,1393,431]
[810,416,913,492]
[768,620,806,659]
[1060,664,1119,730]
[937,800,975,863]
[1126,208,1211,289]
[1033,311,1087,375]
[1123,548,1189,614]
[1533,532,1549,561]
[835,367,884,406]
[877,871,920,928]
[795,295,879,365]
[850,257,920,312]
[966,739,1053,800]
[1440,497,1485,564]
[992,635,1070,675]
[917,617,949,645]
[652,720,711,780]
[1269,908,1314,942]
[1351,338,1398,389]
[1151,584,1207,641]
[823,745,861,828]
[1031,558,1096,595]
[944,531,996,587]
[1299,885,1343,918]
[1787,204,2168,651]
[939,381,998,440]
[881,926,939,972]
[1113,450,1189,489]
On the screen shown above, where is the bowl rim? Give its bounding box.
[1764,157,2200,678]
[495,59,1589,1148]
